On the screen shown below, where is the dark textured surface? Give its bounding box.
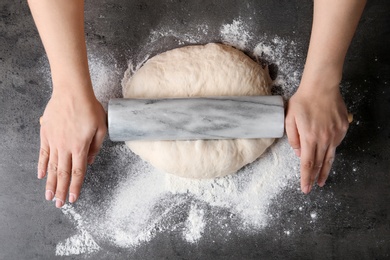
[1,0,389,259]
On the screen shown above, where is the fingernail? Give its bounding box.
[87,156,95,165]
[318,181,326,187]
[45,190,54,201]
[294,149,301,157]
[302,184,312,194]
[307,184,312,194]
[69,193,76,203]
[37,170,44,179]
[55,198,64,208]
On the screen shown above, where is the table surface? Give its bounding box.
[1,0,389,259]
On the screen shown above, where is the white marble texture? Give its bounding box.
[108,96,284,141]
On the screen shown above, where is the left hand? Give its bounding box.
[285,80,349,194]
[38,90,107,207]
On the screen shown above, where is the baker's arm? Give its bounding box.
[285,0,366,194]
[28,0,107,207]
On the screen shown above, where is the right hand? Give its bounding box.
[285,79,349,194]
[37,90,107,208]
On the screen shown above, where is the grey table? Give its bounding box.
[1,0,389,259]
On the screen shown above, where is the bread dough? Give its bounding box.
[122,43,274,179]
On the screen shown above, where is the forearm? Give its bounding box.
[302,0,366,88]
[28,0,93,97]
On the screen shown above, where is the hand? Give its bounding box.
[285,81,349,194]
[37,91,107,207]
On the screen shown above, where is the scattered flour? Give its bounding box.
[310,211,318,220]
[37,49,122,110]
[56,231,100,256]
[149,24,209,45]
[184,204,206,243]
[253,37,302,98]
[54,18,303,256]
[88,51,122,110]
[220,18,252,50]
[56,204,101,256]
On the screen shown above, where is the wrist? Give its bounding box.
[298,63,342,94]
[51,80,95,101]
[50,66,95,99]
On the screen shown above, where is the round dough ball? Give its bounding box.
[122,43,274,179]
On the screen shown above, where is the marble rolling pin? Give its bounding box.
[108,96,285,141]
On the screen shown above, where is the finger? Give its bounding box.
[38,136,50,179]
[311,142,329,186]
[285,116,301,157]
[300,138,317,194]
[54,152,72,208]
[69,152,88,203]
[87,127,106,164]
[45,149,58,201]
[317,147,336,187]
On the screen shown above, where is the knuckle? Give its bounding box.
[318,131,331,142]
[289,140,300,149]
[287,137,300,148]
[73,145,88,157]
[48,162,58,173]
[341,122,349,132]
[57,169,70,179]
[332,121,349,133]
[38,160,47,169]
[39,148,49,158]
[314,161,323,168]
[72,168,85,178]
[302,160,314,170]
[304,133,317,144]
[327,157,335,165]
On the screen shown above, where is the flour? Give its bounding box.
[310,211,318,221]
[88,51,122,110]
[37,49,122,110]
[81,137,298,251]
[149,24,209,45]
[221,19,302,98]
[184,204,206,243]
[253,37,302,98]
[56,204,101,256]
[220,18,253,50]
[54,18,304,256]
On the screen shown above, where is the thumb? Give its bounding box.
[285,115,301,157]
[87,127,106,164]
